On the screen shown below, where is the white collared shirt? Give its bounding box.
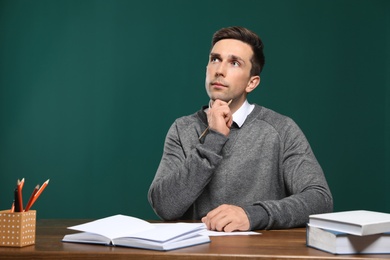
[205,99,254,128]
[232,99,254,127]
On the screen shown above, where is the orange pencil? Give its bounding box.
[24,179,49,211]
[24,184,39,212]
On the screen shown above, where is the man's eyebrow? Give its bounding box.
[209,52,221,58]
[209,53,245,64]
[229,54,245,63]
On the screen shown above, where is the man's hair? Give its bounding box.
[211,26,265,76]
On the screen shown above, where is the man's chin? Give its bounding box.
[209,93,229,101]
[211,97,230,103]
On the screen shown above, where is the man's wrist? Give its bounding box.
[243,204,269,230]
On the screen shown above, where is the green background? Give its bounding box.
[1,0,389,220]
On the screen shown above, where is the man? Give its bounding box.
[148,26,333,232]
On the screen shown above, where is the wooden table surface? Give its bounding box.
[0,219,390,259]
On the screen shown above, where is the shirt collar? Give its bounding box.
[205,99,254,128]
[233,99,254,127]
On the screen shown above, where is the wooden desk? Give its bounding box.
[0,219,390,259]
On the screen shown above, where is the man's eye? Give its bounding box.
[231,61,240,67]
[211,57,220,63]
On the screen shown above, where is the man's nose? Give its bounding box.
[215,62,227,77]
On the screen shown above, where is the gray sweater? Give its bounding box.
[148,104,333,230]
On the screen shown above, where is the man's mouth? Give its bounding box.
[211,81,228,88]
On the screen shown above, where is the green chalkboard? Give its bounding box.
[0,0,389,219]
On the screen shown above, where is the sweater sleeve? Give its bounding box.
[148,120,228,220]
[250,118,333,230]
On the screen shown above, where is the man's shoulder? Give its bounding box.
[171,108,205,128]
[252,104,293,126]
[175,110,202,122]
[249,104,304,138]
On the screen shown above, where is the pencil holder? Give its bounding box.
[0,210,36,247]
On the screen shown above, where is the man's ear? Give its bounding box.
[246,76,260,93]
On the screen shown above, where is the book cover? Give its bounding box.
[309,210,390,236]
[62,214,210,251]
[306,224,390,254]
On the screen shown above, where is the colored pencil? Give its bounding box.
[24,179,50,211]
[24,185,40,212]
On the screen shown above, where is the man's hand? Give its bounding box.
[207,99,232,136]
[201,204,250,232]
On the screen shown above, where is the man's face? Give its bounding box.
[205,39,257,104]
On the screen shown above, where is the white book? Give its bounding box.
[62,215,210,251]
[307,224,390,254]
[309,210,390,236]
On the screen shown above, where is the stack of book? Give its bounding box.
[306,210,390,254]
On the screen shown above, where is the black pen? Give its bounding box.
[14,185,20,212]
